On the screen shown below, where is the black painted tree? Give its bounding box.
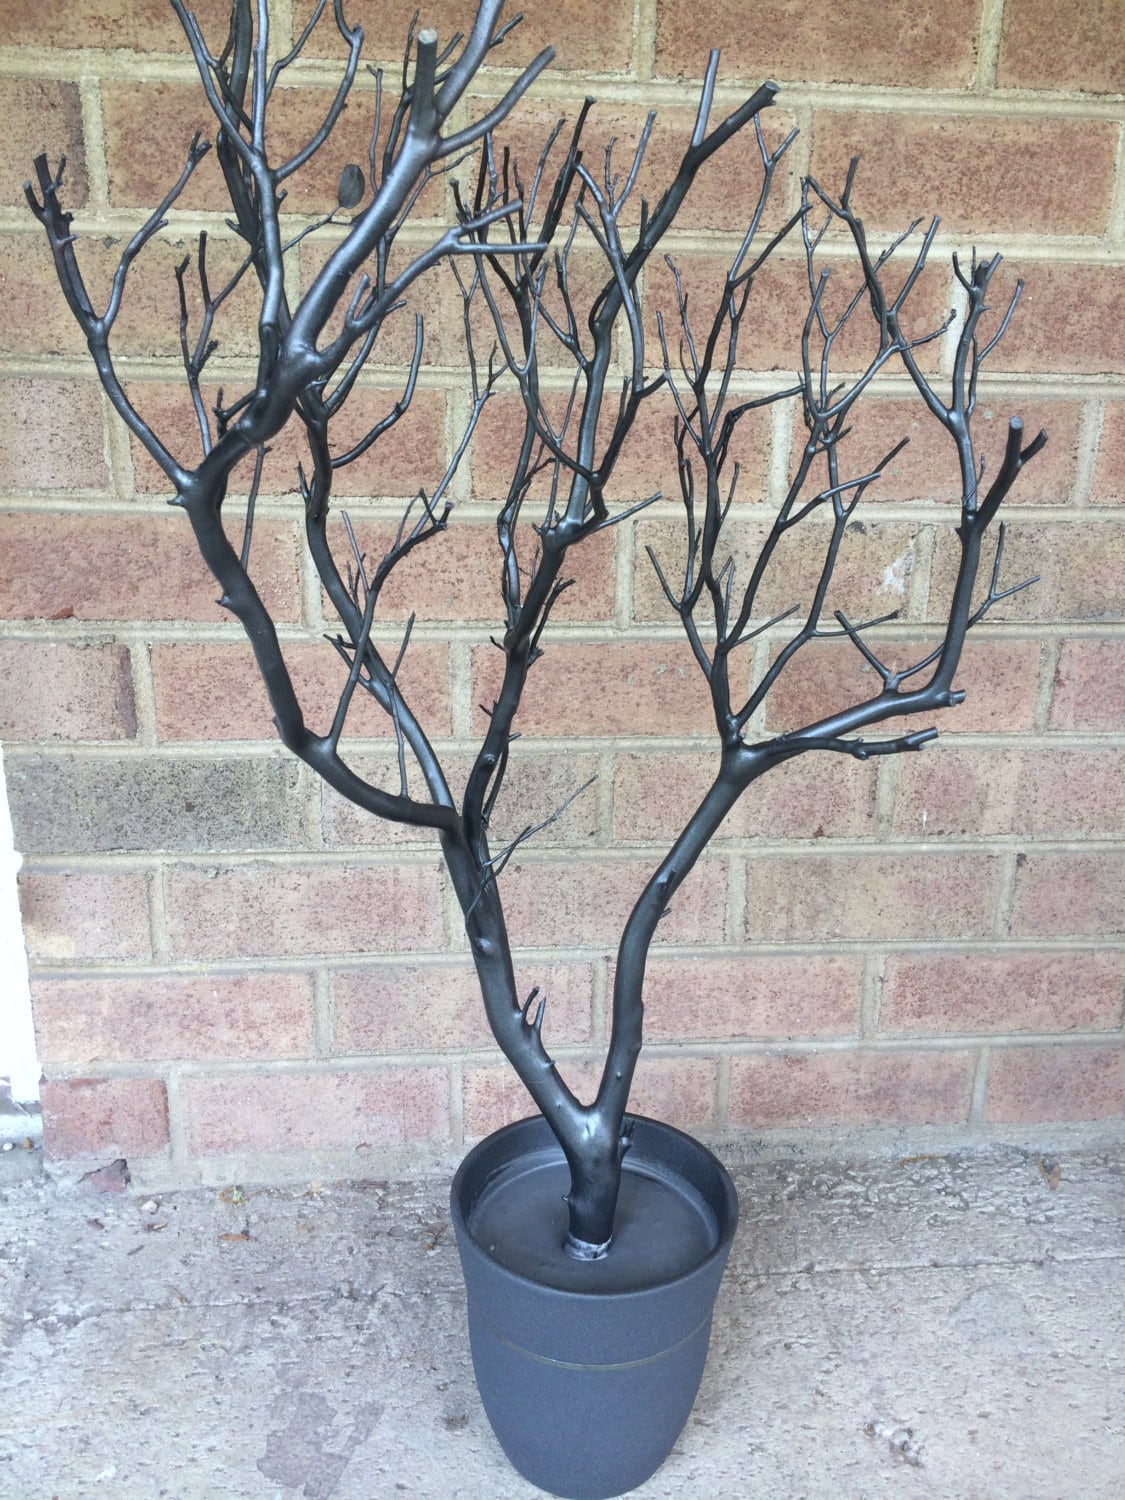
[28,0,1044,1255]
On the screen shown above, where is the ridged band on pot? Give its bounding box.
[450,1114,739,1500]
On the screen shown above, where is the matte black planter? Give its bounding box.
[450,1114,739,1498]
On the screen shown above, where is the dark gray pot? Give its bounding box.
[450,1114,739,1499]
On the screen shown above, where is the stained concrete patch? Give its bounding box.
[0,1144,1121,1497]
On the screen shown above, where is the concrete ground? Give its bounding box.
[0,1138,1121,1500]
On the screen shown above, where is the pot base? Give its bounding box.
[451,1115,739,1499]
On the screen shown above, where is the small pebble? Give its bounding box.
[141,1199,159,1213]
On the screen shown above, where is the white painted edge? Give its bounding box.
[0,745,41,1139]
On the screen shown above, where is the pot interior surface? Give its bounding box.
[467,1147,719,1294]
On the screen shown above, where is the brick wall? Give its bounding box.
[1,0,1122,1185]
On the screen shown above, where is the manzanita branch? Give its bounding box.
[29,0,1046,1258]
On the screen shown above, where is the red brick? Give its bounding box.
[1091,403,1124,505]
[986,1045,1125,1124]
[128,382,447,500]
[322,747,601,849]
[655,0,978,87]
[300,237,453,366]
[332,960,594,1052]
[0,514,300,623]
[463,1055,718,1137]
[40,1076,169,1158]
[333,518,614,624]
[0,234,100,359]
[32,973,314,1064]
[643,953,862,1040]
[927,521,1125,625]
[729,1047,975,1127]
[150,640,451,741]
[472,640,719,738]
[498,856,728,947]
[613,750,877,842]
[306,0,635,74]
[881,950,1125,1037]
[0,642,136,742]
[101,80,439,219]
[181,1067,450,1154]
[0,79,87,210]
[810,113,1116,237]
[18,871,151,963]
[1049,641,1125,731]
[979,262,1125,376]
[0,379,108,493]
[744,852,1000,941]
[472,387,773,511]
[0,0,230,49]
[1010,852,1125,938]
[894,747,1125,839]
[636,515,925,628]
[643,251,947,378]
[165,862,446,959]
[997,0,1125,93]
[798,396,1078,507]
[762,636,1042,736]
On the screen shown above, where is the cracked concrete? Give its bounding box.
[0,1140,1121,1498]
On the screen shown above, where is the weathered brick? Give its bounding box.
[655,0,978,87]
[928,521,1125,626]
[472,640,719,738]
[463,1055,718,1138]
[306,0,634,73]
[1010,851,1125,938]
[150,641,451,741]
[635,516,926,627]
[40,1075,169,1158]
[0,514,300,623]
[1049,641,1125,731]
[181,1067,450,1154]
[986,1045,1125,1124]
[165,862,446,959]
[333,518,614,623]
[32,972,314,1064]
[979,262,1125,376]
[0,0,229,49]
[128,382,447,500]
[332,960,594,1053]
[809,113,1117,237]
[744,852,1000,941]
[498,856,728,947]
[642,953,862,1040]
[1091,402,1124,505]
[613,750,877,842]
[761,636,1042,736]
[798,397,1079,507]
[18,871,151,963]
[880,951,1125,1036]
[996,0,1125,93]
[6,753,302,855]
[729,1047,975,1127]
[0,642,136,742]
[322,748,601,849]
[0,379,109,493]
[893,747,1125,839]
[0,79,87,210]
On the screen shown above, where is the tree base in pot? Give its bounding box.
[450,1115,739,1499]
